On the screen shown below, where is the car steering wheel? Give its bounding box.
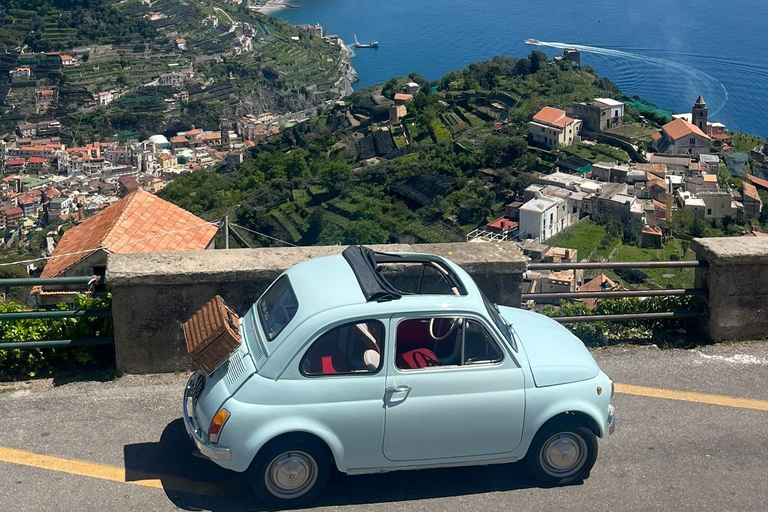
[429,317,460,341]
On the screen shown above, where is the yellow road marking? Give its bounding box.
[0,446,233,495]
[2,384,767,491]
[615,383,768,412]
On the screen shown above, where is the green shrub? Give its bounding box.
[0,294,113,380]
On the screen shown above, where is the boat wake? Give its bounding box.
[535,40,729,115]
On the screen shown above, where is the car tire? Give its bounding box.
[249,436,331,509]
[525,420,597,486]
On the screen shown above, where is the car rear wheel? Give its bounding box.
[526,421,597,486]
[249,437,330,508]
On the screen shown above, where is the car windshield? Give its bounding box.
[257,276,298,341]
[482,292,517,352]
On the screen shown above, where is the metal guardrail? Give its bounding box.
[0,276,113,351]
[525,260,707,323]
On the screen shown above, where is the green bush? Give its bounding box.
[540,295,707,347]
[0,294,113,380]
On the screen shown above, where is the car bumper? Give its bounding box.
[607,404,616,435]
[183,375,231,461]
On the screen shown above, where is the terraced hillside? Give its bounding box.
[0,0,350,141]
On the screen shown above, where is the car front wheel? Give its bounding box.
[526,421,597,486]
[249,436,330,508]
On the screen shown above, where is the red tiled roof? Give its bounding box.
[27,156,47,164]
[394,93,413,102]
[170,136,188,143]
[743,182,761,202]
[578,273,617,308]
[661,118,710,141]
[532,106,574,128]
[486,217,518,231]
[40,190,218,278]
[6,158,25,166]
[747,174,768,191]
[3,207,23,216]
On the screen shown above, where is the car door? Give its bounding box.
[382,314,525,462]
[286,318,389,470]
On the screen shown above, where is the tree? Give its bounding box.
[690,217,707,238]
[529,51,547,73]
[342,220,389,245]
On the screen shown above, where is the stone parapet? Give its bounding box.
[107,243,526,373]
[691,237,768,342]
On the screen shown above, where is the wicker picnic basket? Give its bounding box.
[182,295,241,374]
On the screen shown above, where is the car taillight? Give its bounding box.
[208,409,230,444]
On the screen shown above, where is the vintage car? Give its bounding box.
[184,246,615,507]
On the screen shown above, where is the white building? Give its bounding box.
[518,193,568,242]
[527,106,583,148]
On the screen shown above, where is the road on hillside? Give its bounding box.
[0,341,767,512]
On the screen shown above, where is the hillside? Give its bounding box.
[0,0,352,141]
[159,53,639,247]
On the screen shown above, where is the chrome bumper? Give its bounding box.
[183,375,231,461]
[607,404,616,435]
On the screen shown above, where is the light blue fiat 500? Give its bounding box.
[184,246,616,507]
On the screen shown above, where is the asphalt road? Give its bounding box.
[1,341,767,512]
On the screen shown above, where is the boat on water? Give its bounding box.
[354,34,379,48]
[525,38,541,45]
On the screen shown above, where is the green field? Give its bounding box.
[545,220,606,259]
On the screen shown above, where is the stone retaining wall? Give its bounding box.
[107,243,527,373]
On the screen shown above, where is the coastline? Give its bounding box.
[251,0,295,14]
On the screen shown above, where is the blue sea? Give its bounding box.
[273,0,768,136]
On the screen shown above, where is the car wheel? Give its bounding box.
[526,420,597,486]
[249,436,330,508]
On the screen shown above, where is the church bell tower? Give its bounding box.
[692,95,708,133]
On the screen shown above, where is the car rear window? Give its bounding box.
[258,276,298,341]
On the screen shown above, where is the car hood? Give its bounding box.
[498,306,599,387]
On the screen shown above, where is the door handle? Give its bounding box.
[386,385,411,394]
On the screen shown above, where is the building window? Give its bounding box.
[689,137,696,145]
[707,208,712,215]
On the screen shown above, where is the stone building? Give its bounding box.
[572,98,624,132]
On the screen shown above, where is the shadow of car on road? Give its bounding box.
[124,418,551,511]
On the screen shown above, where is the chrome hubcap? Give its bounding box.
[540,433,587,478]
[264,451,318,499]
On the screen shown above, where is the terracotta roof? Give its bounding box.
[6,158,25,166]
[747,174,768,191]
[40,190,218,278]
[170,135,188,143]
[651,132,662,141]
[394,93,413,102]
[578,273,617,308]
[532,106,574,128]
[742,182,761,202]
[661,118,710,141]
[486,217,518,231]
[3,207,23,216]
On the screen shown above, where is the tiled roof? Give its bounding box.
[3,207,23,216]
[40,190,218,278]
[747,173,768,191]
[661,118,710,141]
[532,106,574,128]
[742,182,761,202]
[578,273,617,308]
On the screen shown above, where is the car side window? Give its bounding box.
[463,320,504,365]
[395,317,503,371]
[301,320,384,376]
